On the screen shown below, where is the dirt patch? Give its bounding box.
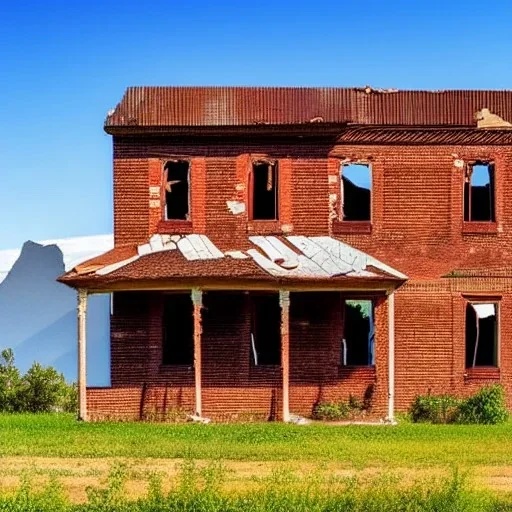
[0,457,509,503]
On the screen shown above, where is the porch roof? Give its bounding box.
[58,234,407,291]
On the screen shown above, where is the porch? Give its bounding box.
[78,288,396,422]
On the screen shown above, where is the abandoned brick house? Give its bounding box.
[60,87,512,422]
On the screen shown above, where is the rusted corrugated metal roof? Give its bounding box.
[105,87,357,128]
[105,87,512,129]
[337,127,512,145]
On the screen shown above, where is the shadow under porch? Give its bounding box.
[86,290,391,422]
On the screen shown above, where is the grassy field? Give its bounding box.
[2,414,512,505]
[2,413,512,466]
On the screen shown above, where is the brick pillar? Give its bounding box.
[280,290,290,422]
[191,157,207,233]
[77,288,88,421]
[148,159,163,236]
[279,159,293,232]
[192,288,203,416]
[327,157,340,235]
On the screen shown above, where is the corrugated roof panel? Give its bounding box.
[106,87,359,127]
[105,86,512,129]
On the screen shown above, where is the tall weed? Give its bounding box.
[0,463,511,511]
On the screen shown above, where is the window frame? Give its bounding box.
[249,292,282,368]
[248,159,280,222]
[340,162,373,222]
[340,298,376,368]
[463,160,496,223]
[162,159,192,223]
[464,298,500,370]
[161,292,194,367]
[333,161,373,234]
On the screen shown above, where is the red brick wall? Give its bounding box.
[113,158,150,246]
[89,291,388,421]
[107,137,512,418]
[113,139,512,273]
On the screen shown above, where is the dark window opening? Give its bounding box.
[341,163,371,221]
[251,294,281,366]
[163,294,194,365]
[342,300,374,366]
[251,161,278,220]
[464,162,495,222]
[465,302,498,368]
[164,161,190,220]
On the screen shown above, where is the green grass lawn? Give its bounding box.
[1,413,511,468]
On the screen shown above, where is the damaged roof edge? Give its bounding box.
[59,234,408,289]
[104,86,512,129]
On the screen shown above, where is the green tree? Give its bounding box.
[17,363,70,413]
[0,348,22,412]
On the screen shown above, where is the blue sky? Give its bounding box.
[1,0,511,249]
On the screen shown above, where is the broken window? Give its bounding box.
[341,163,371,221]
[251,161,279,220]
[162,294,194,365]
[464,162,495,222]
[341,299,374,366]
[250,294,281,366]
[164,160,190,221]
[465,302,498,368]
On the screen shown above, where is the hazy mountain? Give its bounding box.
[0,240,110,385]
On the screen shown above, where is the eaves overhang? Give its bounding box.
[104,122,348,138]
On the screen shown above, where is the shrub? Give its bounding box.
[312,402,350,421]
[410,394,461,424]
[313,402,349,421]
[410,385,509,425]
[313,395,372,421]
[457,385,508,425]
[17,363,69,413]
[0,349,77,414]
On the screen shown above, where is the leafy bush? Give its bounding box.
[0,348,76,413]
[312,401,350,421]
[410,385,508,425]
[410,394,461,424]
[313,394,373,421]
[457,385,508,425]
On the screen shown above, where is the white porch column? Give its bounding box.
[77,288,88,421]
[192,288,203,417]
[387,291,395,423]
[279,290,290,422]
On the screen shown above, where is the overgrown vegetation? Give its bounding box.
[410,394,461,424]
[1,462,512,511]
[312,401,350,420]
[312,394,370,421]
[0,348,76,413]
[458,385,509,425]
[410,385,508,425]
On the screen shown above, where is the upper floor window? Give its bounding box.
[250,161,279,220]
[465,301,498,368]
[341,299,375,366]
[162,293,193,365]
[341,163,371,221]
[164,160,190,221]
[464,162,495,222]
